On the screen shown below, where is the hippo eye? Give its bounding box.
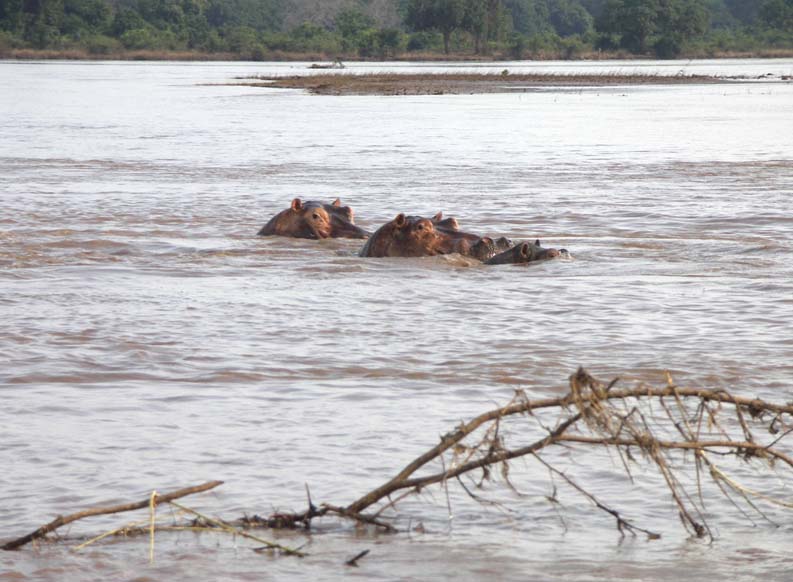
[312,213,320,220]
[416,224,424,231]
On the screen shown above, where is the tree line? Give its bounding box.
[1,0,791,59]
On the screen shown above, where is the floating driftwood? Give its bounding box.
[4,368,792,557]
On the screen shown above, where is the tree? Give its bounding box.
[377,27,404,56]
[503,0,552,36]
[653,0,708,57]
[334,6,374,53]
[601,0,658,52]
[462,0,486,52]
[600,0,708,56]
[0,0,25,32]
[405,0,465,53]
[760,0,793,30]
[724,0,762,25]
[111,7,147,35]
[550,0,594,36]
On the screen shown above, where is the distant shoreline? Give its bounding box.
[3,47,793,62]
[225,72,788,96]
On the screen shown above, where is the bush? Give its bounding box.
[406,30,441,51]
[377,28,404,57]
[509,32,527,58]
[120,27,156,49]
[0,30,16,53]
[559,35,588,58]
[653,34,683,58]
[85,33,119,54]
[260,31,291,51]
[525,31,562,56]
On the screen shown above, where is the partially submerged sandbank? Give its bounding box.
[228,72,772,95]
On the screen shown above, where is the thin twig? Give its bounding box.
[167,501,306,557]
[531,453,660,539]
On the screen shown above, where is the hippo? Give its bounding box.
[257,198,369,239]
[359,213,443,257]
[465,236,514,261]
[485,239,568,265]
[360,212,515,260]
[429,212,513,259]
[430,212,463,233]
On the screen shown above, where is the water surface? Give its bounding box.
[1,60,793,581]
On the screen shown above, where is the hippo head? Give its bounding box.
[431,211,461,233]
[258,198,369,239]
[327,198,355,224]
[464,236,512,262]
[485,239,567,265]
[430,213,513,260]
[360,213,444,257]
[323,198,369,239]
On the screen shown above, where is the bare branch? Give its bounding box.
[2,481,224,551]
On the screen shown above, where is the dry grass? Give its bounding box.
[231,71,733,95]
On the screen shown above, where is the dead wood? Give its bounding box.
[4,368,793,554]
[345,548,370,566]
[334,368,793,539]
[2,481,223,551]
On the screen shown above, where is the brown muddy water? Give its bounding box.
[1,59,793,581]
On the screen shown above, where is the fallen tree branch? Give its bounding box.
[5,369,793,555]
[346,372,793,515]
[2,481,224,551]
[338,369,793,540]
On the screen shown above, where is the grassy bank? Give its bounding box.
[226,72,749,96]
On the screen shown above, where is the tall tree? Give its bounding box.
[405,0,465,53]
[550,0,594,36]
[602,0,658,52]
[724,0,762,24]
[601,0,708,55]
[462,0,486,52]
[760,0,793,30]
[503,0,552,36]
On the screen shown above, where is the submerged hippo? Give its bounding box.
[485,239,568,265]
[429,212,513,259]
[257,198,369,239]
[466,236,515,261]
[360,212,515,260]
[360,213,443,257]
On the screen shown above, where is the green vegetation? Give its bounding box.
[0,0,791,59]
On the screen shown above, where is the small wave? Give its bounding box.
[7,372,164,384]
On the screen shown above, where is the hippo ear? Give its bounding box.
[535,239,541,246]
[332,198,341,207]
[394,213,407,228]
[481,236,493,244]
[432,211,443,222]
[291,198,303,212]
[520,243,531,258]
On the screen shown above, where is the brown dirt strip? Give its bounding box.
[228,72,744,95]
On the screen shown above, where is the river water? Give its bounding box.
[1,59,793,581]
